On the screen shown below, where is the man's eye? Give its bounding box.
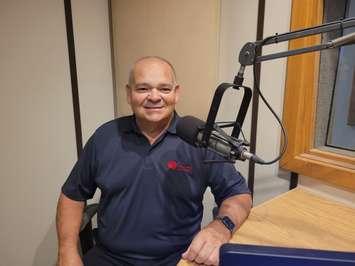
[136,87,149,93]
[159,87,172,94]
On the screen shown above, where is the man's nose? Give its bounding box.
[147,88,161,101]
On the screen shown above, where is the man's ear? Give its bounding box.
[126,85,131,105]
[174,84,181,104]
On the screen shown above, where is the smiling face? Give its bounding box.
[126,57,180,130]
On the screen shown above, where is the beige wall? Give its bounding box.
[110,0,294,223]
[71,0,115,143]
[1,1,350,265]
[111,0,220,120]
[111,0,291,184]
[0,2,76,265]
[0,1,114,265]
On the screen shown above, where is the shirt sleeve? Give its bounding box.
[205,151,250,207]
[61,133,98,201]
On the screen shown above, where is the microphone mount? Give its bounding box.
[202,83,252,147]
[202,16,355,165]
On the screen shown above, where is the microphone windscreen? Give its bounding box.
[176,116,205,146]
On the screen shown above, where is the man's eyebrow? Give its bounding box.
[134,82,174,87]
[158,83,174,87]
[134,83,150,87]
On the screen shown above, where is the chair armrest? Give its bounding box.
[80,203,98,231]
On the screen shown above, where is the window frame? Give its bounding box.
[280,0,355,191]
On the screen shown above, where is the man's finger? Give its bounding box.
[194,242,215,264]
[205,246,220,266]
[182,238,205,262]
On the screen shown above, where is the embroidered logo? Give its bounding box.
[167,160,192,173]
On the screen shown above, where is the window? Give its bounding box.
[280,0,355,191]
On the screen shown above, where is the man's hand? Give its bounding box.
[181,194,252,265]
[181,220,231,266]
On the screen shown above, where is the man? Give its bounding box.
[56,56,252,266]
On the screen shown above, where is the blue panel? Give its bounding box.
[327,0,355,150]
[220,244,355,266]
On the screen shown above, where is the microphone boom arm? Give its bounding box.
[236,17,355,84]
[200,17,355,164]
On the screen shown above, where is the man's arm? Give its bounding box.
[56,192,85,266]
[181,193,252,266]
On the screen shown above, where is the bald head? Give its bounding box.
[128,56,177,86]
[125,56,180,130]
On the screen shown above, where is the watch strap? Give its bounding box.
[215,215,236,234]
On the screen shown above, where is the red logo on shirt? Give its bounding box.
[167,160,192,173]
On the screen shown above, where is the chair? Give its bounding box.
[79,203,99,255]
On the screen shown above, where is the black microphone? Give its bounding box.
[176,116,264,164]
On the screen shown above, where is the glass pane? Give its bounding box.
[326,0,355,151]
[314,0,355,155]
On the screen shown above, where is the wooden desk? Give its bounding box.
[178,187,355,266]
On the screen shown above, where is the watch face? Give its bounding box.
[222,216,235,231]
[217,216,235,232]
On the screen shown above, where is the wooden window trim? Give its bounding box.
[280,0,355,191]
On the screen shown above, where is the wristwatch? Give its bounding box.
[215,215,236,234]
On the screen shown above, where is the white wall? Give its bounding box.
[0,1,114,265]
[255,0,291,179]
[217,0,292,205]
[217,0,259,177]
[203,0,260,224]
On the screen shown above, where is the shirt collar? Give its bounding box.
[121,112,179,135]
[166,112,179,134]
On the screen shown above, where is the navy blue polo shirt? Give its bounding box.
[62,114,249,261]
